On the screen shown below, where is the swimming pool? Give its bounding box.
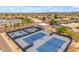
[23,32,46,44]
[37,37,65,52]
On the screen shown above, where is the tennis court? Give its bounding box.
[37,37,65,52]
[8,30,28,39]
[23,32,46,44]
[8,27,41,39]
[7,27,72,52]
[23,27,40,33]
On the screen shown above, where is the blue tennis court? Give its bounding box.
[23,32,46,44]
[37,37,65,52]
[23,28,39,33]
[8,27,41,40]
[7,27,72,52]
[9,30,28,39]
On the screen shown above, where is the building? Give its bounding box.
[0,19,22,26]
[37,23,49,29]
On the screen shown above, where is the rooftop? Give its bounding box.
[38,23,49,26]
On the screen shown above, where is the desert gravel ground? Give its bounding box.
[0,35,12,52]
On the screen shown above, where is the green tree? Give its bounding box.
[42,16,46,21]
[26,18,32,23]
[62,20,68,24]
[54,14,58,18]
[57,27,68,33]
[70,18,76,20]
[4,24,8,28]
[22,18,32,25]
[16,23,20,27]
[50,20,58,25]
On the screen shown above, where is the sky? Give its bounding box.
[0,6,79,13]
